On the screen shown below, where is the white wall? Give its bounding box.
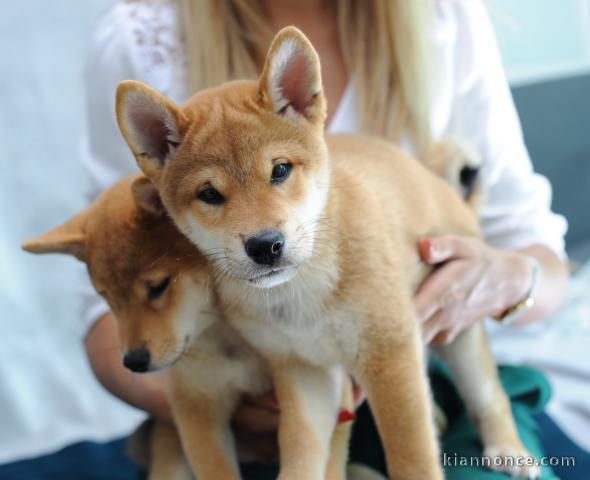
[487,0,590,85]
[0,0,143,464]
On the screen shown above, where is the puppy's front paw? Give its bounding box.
[483,446,541,479]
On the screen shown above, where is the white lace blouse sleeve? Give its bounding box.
[445,0,568,257]
[82,4,142,198]
[78,1,184,333]
[78,4,143,333]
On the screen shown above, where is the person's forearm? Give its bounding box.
[515,244,569,324]
[84,313,172,420]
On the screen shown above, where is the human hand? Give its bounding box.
[232,384,366,462]
[232,391,280,462]
[415,235,533,345]
[139,370,174,421]
[85,313,174,422]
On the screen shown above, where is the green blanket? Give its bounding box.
[348,360,556,479]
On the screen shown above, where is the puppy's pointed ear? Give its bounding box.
[259,26,326,124]
[131,176,164,217]
[21,210,89,262]
[116,80,187,180]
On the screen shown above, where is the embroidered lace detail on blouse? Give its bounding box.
[123,0,186,97]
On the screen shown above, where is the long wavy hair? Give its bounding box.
[177,0,434,155]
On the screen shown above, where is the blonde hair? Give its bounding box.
[178,0,434,154]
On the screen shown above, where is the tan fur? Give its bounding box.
[22,175,362,479]
[23,177,258,479]
[326,377,354,480]
[147,421,193,480]
[115,26,540,479]
[125,419,193,480]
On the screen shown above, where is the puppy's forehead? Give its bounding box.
[181,80,313,159]
[165,80,323,199]
[86,218,146,297]
[184,98,267,157]
[84,197,168,293]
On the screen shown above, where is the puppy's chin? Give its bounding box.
[147,337,192,372]
[148,352,186,372]
[247,267,297,289]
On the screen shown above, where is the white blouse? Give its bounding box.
[81,2,568,345]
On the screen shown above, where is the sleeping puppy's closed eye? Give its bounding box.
[22,175,271,480]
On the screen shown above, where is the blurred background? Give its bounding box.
[1,0,589,469]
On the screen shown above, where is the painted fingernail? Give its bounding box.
[338,409,356,424]
[420,238,436,260]
[427,239,437,257]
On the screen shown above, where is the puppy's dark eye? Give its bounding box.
[197,187,225,205]
[148,277,171,301]
[271,163,292,184]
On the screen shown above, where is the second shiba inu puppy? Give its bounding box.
[22,176,275,480]
[23,175,373,480]
[116,27,539,480]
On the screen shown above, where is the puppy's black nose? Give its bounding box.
[123,349,151,373]
[245,230,284,265]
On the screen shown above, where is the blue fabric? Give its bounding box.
[2,417,588,480]
[2,365,589,480]
[0,439,141,480]
[535,412,590,480]
[1,417,588,480]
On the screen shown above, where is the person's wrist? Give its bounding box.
[140,372,173,420]
[496,253,538,325]
[508,252,535,306]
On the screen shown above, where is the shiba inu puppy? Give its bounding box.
[22,175,383,480]
[23,175,271,479]
[115,26,540,479]
[114,26,539,480]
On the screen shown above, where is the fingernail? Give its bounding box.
[427,239,437,257]
[420,238,436,260]
[338,409,356,424]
